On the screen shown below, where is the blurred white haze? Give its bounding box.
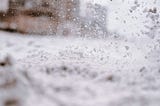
[82,0,160,40]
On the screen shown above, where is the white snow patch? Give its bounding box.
[0,31,160,106]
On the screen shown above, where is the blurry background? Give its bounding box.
[0,0,160,40]
[0,0,107,37]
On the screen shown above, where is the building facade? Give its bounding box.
[0,0,107,37]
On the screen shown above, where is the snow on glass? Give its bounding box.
[0,0,160,106]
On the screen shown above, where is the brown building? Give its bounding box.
[0,0,80,34]
[0,0,107,37]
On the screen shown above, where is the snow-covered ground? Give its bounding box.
[0,31,160,106]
